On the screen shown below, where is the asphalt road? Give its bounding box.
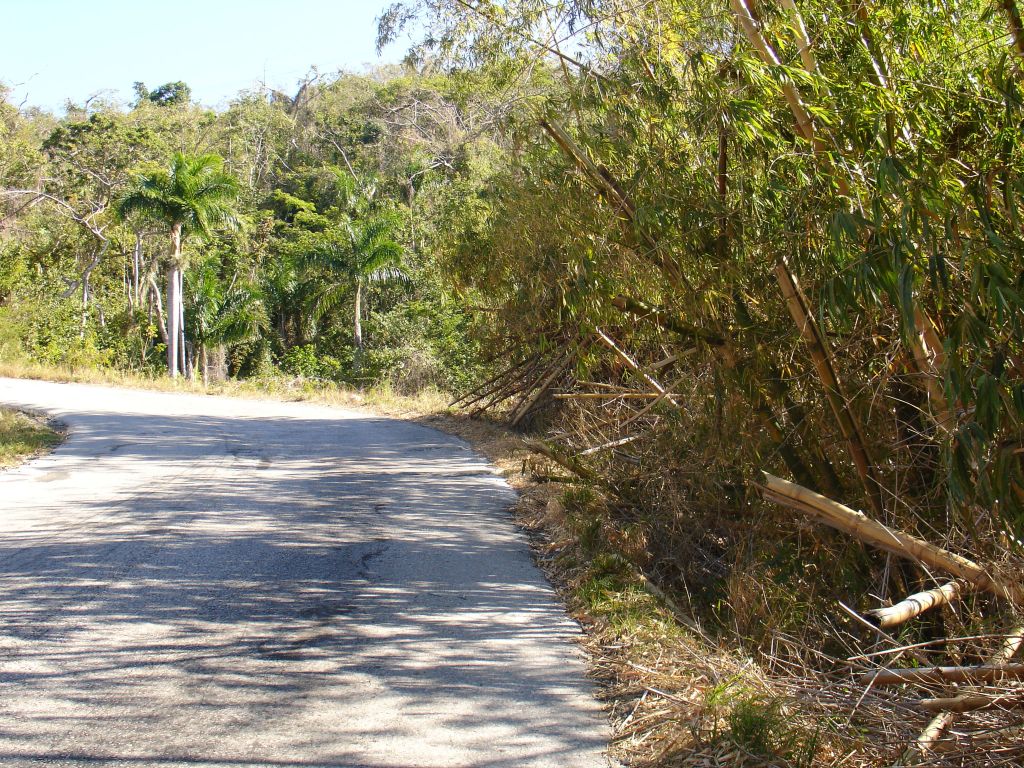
[0,378,608,768]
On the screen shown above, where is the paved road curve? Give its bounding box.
[0,379,608,768]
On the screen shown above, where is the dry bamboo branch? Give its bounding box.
[909,309,954,433]
[903,627,1024,761]
[867,581,963,629]
[863,663,1024,687]
[920,693,1024,713]
[596,329,680,407]
[579,435,638,456]
[761,473,1024,604]
[775,257,885,515]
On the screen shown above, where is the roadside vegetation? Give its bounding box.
[3,0,1024,764]
[0,408,60,468]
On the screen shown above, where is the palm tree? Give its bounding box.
[186,264,266,384]
[305,213,407,366]
[118,152,239,377]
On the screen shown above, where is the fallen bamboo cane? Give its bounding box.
[863,663,1024,687]
[899,626,1024,763]
[510,343,579,427]
[554,392,681,400]
[920,693,1024,713]
[761,473,1024,605]
[867,581,963,629]
[596,329,679,407]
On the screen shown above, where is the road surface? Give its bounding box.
[0,378,608,768]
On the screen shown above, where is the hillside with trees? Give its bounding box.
[4,0,1024,764]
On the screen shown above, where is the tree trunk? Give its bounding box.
[353,279,363,351]
[353,278,364,376]
[132,232,143,312]
[166,223,183,378]
[178,268,189,380]
[166,264,180,378]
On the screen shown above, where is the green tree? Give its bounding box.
[185,259,265,384]
[117,152,239,377]
[306,212,407,360]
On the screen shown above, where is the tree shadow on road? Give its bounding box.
[0,407,607,768]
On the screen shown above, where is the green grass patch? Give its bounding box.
[0,408,61,468]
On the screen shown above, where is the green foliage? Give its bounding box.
[118,152,240,243]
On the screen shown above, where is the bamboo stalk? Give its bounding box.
[525,438,600,484]
[863,663,1024,687]
[778,0,817,73]
[450,355,536,408]
[774,257,885,516]
[920,693,1024,713]
[761,473,1024,605]
[1002,0,1024,59]
[730,0,816,143]
[509,344,578,427]
[596,329,679,407]
[901,627,1024,761]
[610,295,725,346]
[554,392,681,400]
[540,119,691,291]
[867,581,962,629]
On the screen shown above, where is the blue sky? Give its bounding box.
[1,0,408,112]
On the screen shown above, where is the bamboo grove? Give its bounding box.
[379,0,1024,762]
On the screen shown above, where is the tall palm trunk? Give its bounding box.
[166,222,183,377]
[353,278,363,351]
[178,268,189,379]
[353,278,364,376]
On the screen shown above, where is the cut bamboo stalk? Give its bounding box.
[920,693,1024,713]
[863,663,1024,687]
[774,257,886,516]
[902,627,1024,761]
[596,329,679,407]
[867,581,962,629]
[761,473,1024,605]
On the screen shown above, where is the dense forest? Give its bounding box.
[0,67,501,390]
[4,0,1024,764]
